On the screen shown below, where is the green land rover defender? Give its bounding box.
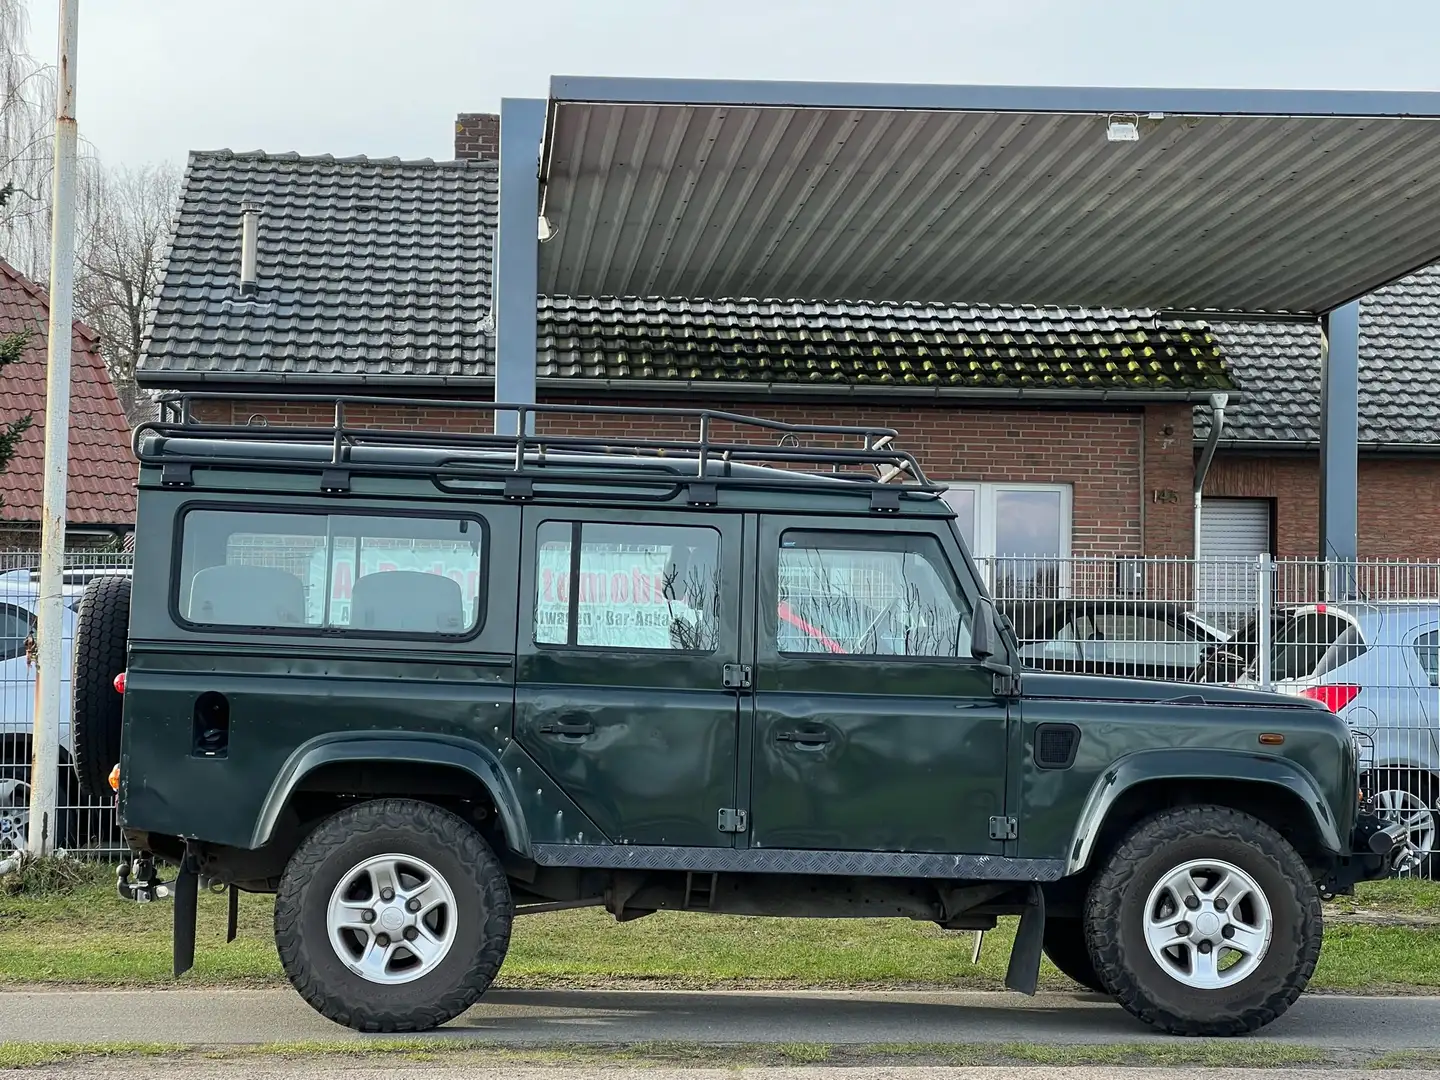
[74,396,1404,1037]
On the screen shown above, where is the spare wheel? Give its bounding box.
[71,575,131,801]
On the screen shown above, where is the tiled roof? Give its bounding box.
[137,152,1229,396]
[535,296,1230,392]
[1200,264,1440,446]
[0,260,137,526]
[140,151,496,382]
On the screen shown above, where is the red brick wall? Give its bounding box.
[198,394,1197,557]
[1205,452,1440,560]
[455,113,499,161]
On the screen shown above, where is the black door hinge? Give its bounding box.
[989,816,1018,841]
[722,663,752,691]
[717,808,749,833]
[993,671,1021,698]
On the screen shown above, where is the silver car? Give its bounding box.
[1240,602,1440,875]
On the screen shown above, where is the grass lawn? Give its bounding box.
[1,863,1437,991]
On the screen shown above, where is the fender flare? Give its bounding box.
[1065,747,1342,875]
[250,732,531,857]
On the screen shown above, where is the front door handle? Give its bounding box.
[776,729,831,747]
[539,719,595,738]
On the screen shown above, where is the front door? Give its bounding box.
[515,508,743,848]
[747,518,1010,854]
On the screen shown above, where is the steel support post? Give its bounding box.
[1318,301,1360,598]
[492,97,546,436]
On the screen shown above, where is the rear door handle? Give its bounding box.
[776,729,831,747]
[539,720,595,737]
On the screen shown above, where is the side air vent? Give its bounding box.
[1034,723,1080,770]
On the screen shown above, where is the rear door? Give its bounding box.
[514,507,745,848]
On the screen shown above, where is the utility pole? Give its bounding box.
[28,0,80,856]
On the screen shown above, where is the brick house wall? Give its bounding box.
[192,395,1198,557]
[455,114,500,161]
[1206,453,1440,560]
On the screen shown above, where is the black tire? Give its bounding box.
[71,575,131,800]
[1084,804,1322,1037]
[1043,917,1107,993]
[275,799,513,1032]
[1367,770,1439,880]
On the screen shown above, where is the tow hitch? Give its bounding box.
[117,843,239,976]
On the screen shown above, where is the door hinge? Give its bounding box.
[717,808,749,833]
[993,670,1021,697]
[722,663,753,691]
[989,816,1018,841]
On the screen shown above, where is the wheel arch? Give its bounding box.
[1067,748,1343,876]
[252,733,532,858]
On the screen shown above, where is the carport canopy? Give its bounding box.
[535,77,1440,315]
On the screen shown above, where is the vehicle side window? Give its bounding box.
[1086,613,1205,669]
[177,509,485,635]
[534,521,721,652]
[776,531,972,658]
[1416,630,1440,687]
[0,604,33,662]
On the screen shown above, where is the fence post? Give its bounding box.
[1257,554,1274,691]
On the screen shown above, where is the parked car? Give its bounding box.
[93,397,1404,1039]
[1231,602,1440,876]
[0,566,129,852]
[1004,598,1228,682]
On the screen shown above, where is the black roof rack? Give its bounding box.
[136,394,941,501]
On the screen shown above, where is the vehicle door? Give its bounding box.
[0,600,36,747]
[747,517,1010,855]
[1406,623,1439,758]
[514,508,744,848]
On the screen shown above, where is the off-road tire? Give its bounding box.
[1042,917,1107,993]
[1084,804,1322,1037]
[275,799,513,1032]
[71,575,130,800]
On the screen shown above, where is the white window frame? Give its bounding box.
[940,481,1073,595]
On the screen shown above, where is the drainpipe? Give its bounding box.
[1193,393,1229,594]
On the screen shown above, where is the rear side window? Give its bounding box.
[1260,612,1357,681]
[1416,630,1440,687]
[177,509,485,636]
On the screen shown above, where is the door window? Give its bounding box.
[534,521,721,651]
[0,604,33,662]
[1416,630,1440,687]
[776,531,972,657]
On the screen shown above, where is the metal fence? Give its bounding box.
[985,554,1440,876]
[3,549,1437,877]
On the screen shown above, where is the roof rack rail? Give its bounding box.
[135,393,941,497]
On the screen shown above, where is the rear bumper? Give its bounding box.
[1319,810,1407,898]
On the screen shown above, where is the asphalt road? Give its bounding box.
[3,988,1440,1048]
[14,1070,1440,1080]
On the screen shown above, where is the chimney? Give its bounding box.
[455,113,500,162]
[239,201,261,296]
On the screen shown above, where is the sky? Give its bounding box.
[22,0,1440,170]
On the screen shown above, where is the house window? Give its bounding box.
[941,483,1072,598]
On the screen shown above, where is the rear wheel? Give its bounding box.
[1085,804,1321,1036]
[1368,771,1438,879]
[274,799,513,1032]
[1042,917,1107,993]
[71,575,130,801]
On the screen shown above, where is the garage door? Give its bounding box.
[1198,499,1271,623]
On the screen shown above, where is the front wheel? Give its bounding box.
[274,799,513,1032]
[1084,804,1321,1036]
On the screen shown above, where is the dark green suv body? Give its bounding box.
[80,397,1403,1037]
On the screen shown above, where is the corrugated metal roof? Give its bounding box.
[539,78,1440,315]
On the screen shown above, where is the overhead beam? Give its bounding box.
[1318,301,1360,582]
[492,97,546,436]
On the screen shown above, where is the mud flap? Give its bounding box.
[173,844,200,978]
[226,884,239,944]
[1004,883,1046,996]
